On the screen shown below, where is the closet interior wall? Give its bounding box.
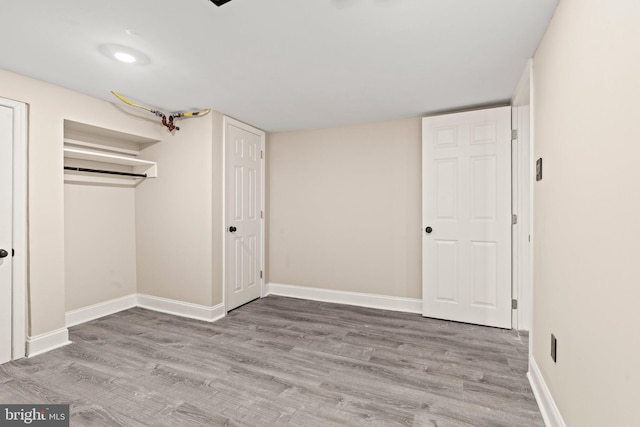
[63,121,159,312]
[64,181,137,310]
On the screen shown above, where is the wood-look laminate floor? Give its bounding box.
[0,296,544,426]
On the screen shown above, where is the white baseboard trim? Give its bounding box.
[33,294,225,358]
[26,328,71,358]
[66,294,137,327]
[268,283,422,314]
[528,355,567,427]
[137,294,226,323]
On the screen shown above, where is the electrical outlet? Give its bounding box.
[551,333,557,363]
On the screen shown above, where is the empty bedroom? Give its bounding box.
[0,1,638,426]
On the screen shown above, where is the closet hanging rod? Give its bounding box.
[64,166,147,178]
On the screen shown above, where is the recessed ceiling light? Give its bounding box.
[114,52,136,63]
[99,44,150,65]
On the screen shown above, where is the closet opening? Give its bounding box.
[63,120,159,325]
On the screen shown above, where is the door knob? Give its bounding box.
[0,249,8,258]
[228,226,237,233]
[425,227,433,234]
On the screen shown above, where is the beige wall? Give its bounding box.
[532,0,640,425]
[268,117,422,298]
[135,113,220,306]
[65,185,137,310]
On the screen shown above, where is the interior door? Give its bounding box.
[0,105,14,364]
[225,118,264,311]
[422,106,512,328]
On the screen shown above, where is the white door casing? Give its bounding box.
[512,60,533,332]
[0,105,14,364]
[511,104,532,330]
[511,109,519,329]
[422,106,512,329]
[224,117,265,311]
[0,98,27,363]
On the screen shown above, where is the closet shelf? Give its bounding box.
[64,119,160,152]
[63,137,141,156]
[63,148,157,186]
[63,120,160,187]
[64,148,155,168]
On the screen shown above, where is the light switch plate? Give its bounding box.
[536,158,543,181]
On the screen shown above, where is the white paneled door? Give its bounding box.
[225,118,265,311]
[422,107,512,328]
[0,105,13,364]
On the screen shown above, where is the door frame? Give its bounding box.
[222,116,266,312]
[511,60,534,331]
[1,97,27,360]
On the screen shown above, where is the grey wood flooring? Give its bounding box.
[0,296,544,426]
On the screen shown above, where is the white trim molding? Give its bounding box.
[66,294,226,327]
[29,294,227,359]
[65,294,137,327]
[268,283,422,314]
[510,59,534,332]
[26,328,71,358]
[528,355,567,427]
[137,294,226,323]
[1,97,28,361]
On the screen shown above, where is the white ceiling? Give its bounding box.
[1,0,557,132]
